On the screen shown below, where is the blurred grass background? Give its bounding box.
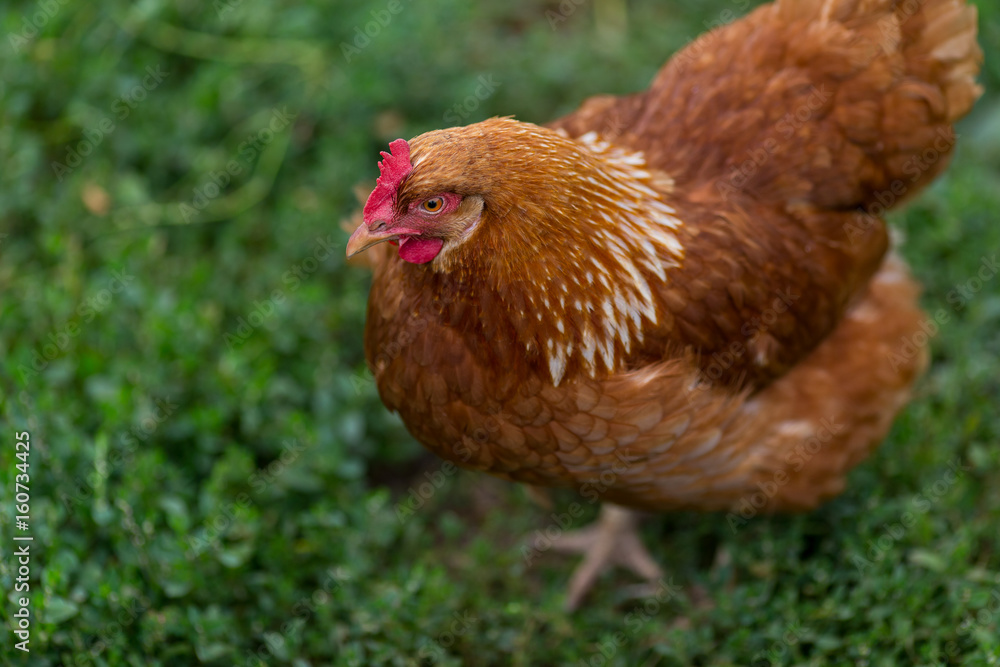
[1,0,1000,664]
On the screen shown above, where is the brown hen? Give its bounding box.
[346,0,982,609]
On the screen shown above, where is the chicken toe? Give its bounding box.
[549,503,662,611]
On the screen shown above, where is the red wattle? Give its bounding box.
[398,237,444,264]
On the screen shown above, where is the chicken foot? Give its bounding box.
[549,503,663,611]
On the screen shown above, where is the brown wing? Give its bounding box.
[643,196,887,387]
[547,0,978,388]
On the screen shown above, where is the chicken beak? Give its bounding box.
[346,222,396,258]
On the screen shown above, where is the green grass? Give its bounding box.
[2,0,999,664]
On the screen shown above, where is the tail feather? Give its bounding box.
[776,0,982,124]
[769,0,984,205]
[901,0,982,121]
[552,0,983,213]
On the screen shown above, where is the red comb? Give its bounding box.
[362,138,412,225]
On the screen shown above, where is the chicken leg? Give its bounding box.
[549,503,663,611]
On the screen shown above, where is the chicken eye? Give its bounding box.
[421,197,444,213]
